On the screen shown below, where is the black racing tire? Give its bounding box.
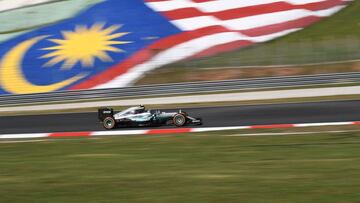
[173,114,186,127]
[103,117,116,130]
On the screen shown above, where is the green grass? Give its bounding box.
[1,130,360,202]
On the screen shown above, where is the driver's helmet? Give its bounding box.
[135,105,145,114]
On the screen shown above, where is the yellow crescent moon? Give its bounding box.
[0,36,86,94]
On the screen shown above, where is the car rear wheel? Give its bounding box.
[173,114,186,127]
[103,117,116,129]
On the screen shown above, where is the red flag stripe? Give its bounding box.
[189,40,253,59]
[240,16,321,37]
[162,15,322,38]
[162,0,346,21]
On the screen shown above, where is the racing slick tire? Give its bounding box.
[173,114,186,127]
[103,117,116,130]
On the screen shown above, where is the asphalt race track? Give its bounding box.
[1,100,360,134]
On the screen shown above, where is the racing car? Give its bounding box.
[98,105,202,129]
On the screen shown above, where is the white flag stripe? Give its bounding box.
[171,5,345,31]
[146,0,249,13]
[0,0,55,12]
[146,0,330,13]
[171,16,219,31]
[94,28,301,88]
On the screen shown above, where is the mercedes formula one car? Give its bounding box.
[98,105,202,129]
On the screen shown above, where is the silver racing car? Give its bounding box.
[98,105,202,129]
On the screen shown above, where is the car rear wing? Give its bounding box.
[98,107,114,121]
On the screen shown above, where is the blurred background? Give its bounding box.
[0,0,358,94]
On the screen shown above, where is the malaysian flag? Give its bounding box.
[0,0,352,95]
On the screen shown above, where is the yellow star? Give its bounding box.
[41,23,131,69]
